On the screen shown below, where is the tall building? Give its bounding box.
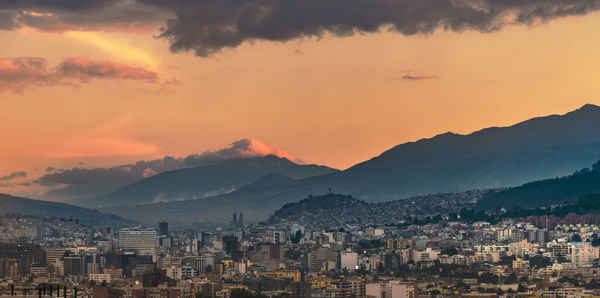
[570,242,599,267]
[159,222,169,237]
[0,243,37,278]
[63,256,86,276]
[119,228,158,256]
[45,248,66,265]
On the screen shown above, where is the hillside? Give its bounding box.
[102,187,481,228]
[75,155,337,208]
[266,192,481,229]
[0,194,135,227]
[476,160,600,210]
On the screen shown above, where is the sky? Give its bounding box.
[1,0,600,200]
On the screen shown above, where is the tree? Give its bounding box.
[571,234,582,242]
[478,273,499,284]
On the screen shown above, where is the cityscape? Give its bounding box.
[3,0,600,297]
[4,191,600,297]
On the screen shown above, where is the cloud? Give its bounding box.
[0,57,56,93]
[184,138,302,165]
[33,138,300,199]
[0,171,27,181]
[402,75,439,81]
[3,1,600,56]
[56,57,157,82]
[0,57,158,93]
[138,0,600,57]
[0,1,170,33]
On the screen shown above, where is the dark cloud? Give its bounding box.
[0,10,19,29]
[2,1,600,56]
[137,0,600,56]
[0,57,158,94]
[33,138,299,199]
[402,75,439,81]
[0,171,27,181]
[0,1,170,32]
[0,0,119,10]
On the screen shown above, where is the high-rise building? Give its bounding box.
[64,256,86,276]
[119,228,157,256]
[159,222,169,237]
[45,248,66,265]
[0,243,37,278]
[570,242,600,267]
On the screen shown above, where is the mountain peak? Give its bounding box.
[575,104,600,112]
[209,138,302,164]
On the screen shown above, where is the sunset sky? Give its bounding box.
[1,0,600,200]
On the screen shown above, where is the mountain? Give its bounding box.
[103,104,600,225]
[75,155,337,208]
[476,160,600,210]
[291,104,600,201]
[0,193,135,227]
[38,138,307,202]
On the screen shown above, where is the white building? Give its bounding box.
[238,259,250,274]
[570,242,599,267]
[366,281,417,298]
[118,227,157,256]
[410,248,439,262]
[340,251,358,270]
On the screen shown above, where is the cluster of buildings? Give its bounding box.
[2,213,600,297]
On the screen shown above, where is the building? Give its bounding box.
[89,273,112,283]
[340,251,358,271]
[119,228,158,256]
[366,281,417,298]
[63,255,86,276]
[238,259,249,274]
[159,222,169,237]
[570,242,599,267]
[45,248,66,265]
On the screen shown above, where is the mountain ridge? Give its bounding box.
[101,104,600,225]
[0,193,135,227]
[74,155,337,208]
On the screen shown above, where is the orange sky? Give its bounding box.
[1,11,600,196]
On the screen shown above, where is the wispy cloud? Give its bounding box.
[402,75,439,81]
[0,171,27,181]
[0,56,158,94]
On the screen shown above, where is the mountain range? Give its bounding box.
[75,155,337,208]
[96,104,600,226]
